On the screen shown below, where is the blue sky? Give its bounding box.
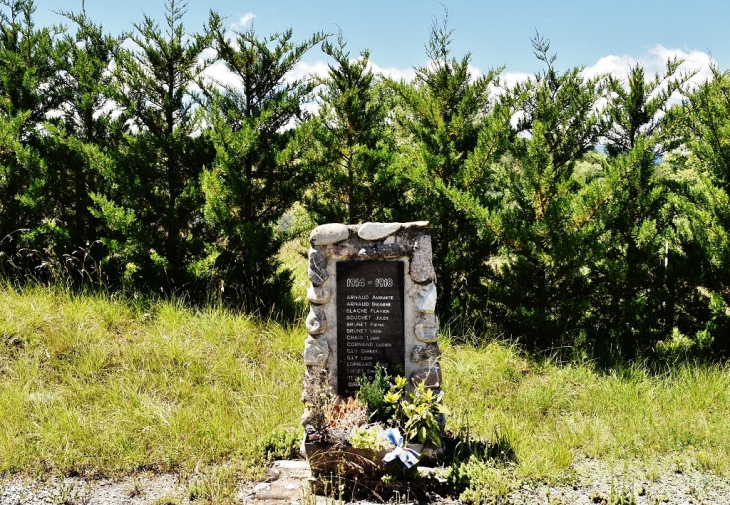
[31,0,728,81]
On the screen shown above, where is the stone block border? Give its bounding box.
[302,221,441,426]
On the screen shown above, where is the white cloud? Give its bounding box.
[486,71,530,98]
[201,61,240,89]
[468,64,483,78]
[582,44,715,88]
[200,47,217,61]
[285,60,330,84]
[366,60,517,86]
[369,62,416,82]
[500,71,531,88]
[198,59,330,94]
[196,54,534,118]
[579,45,716,111]
[230,13,255,30]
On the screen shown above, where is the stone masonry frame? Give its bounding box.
[302,221,441,415]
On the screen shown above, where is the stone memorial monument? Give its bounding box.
[302,221,441,409]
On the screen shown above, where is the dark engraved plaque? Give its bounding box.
[336,261,405,396]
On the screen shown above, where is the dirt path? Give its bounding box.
[0,461,316,505]
[1,458,729,504]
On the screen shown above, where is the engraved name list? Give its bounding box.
[336,261,405,396]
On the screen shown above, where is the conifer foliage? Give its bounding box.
[200,13,325,312]
[389,12,502,321]
[92,0,214,294]
[304,34,398,225]
[442,35,607,348]
[670,67,730,353]
[3,1,730,356]
[0,0,63,263]
[33,5,120,278]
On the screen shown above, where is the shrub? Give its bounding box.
[356,364,391,422]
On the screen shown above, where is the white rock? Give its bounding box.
[254,482,271,493]
[310,223,349,245]
[305,308,326,334]
[417,283,437,313]
[303,337,329,366]
[307,286,331,304]
[410,234,436,283]
[401,221,429,229]
[358,222,402,241]
[415,324,439,342]
[308,248,328,285]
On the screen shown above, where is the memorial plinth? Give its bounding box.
[301,221,444,478]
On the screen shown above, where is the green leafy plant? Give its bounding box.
[349,424,392,451]
[402,382,447,447]
[384,376,447,447]
[356,364,391,422]
[383,376,409,429]
[449,456,513,505]
[261,428,303,462]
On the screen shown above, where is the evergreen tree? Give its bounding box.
[201,13,325,312]
[590,61,695,355]
[304,34,399,224]
[92,0,214,294]
[389,12,501,322]
[18,4,121,279]
[443,35,607,348]
[0,0,62,264]
[669,66,730,353]
[605,60,688,157]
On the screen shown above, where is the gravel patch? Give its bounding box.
[0,473,191,505]
[509,458,730,505]
[1,457,729,504]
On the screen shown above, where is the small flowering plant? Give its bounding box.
[383,376,446,447]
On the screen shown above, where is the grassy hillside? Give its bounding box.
[444,340,730,480]
[0,285,304,478]
[1,284,729,494]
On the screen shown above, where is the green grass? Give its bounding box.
[442,337,730,481]
[0,283,304,479]
[1,281,729,494]
[277,235,310,315]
